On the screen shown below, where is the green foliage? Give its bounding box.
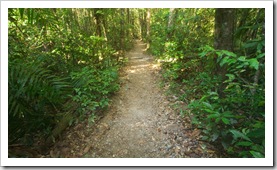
[70,66,119,115]
[8,8,133,149]
[8,60,72,143]
[149,8,265,158]
[8,7,265,158]
[185,44,265,157]
[187,90,264,158]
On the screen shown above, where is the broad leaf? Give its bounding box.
[215,117,221,123]
[207,113,220,119]
[199,51,208,58]
[257,53,265,59]
[243,41,258,49]
[236,141,252,147]
[230,129,251,142]
[211,132,219,142]
[248,58,259,70]
[220,57,229,67]
[250,151,264,158]
[202,102,213,109]
[238,56,246,61]
[222,111,235,118]
[221,118,230,125]
[222,50,237,57]
[225,74,235,82]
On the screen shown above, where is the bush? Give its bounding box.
[70,66,119,116]
[8,60,72,144]
[185,46,265,158]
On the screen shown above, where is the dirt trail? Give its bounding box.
[47,40,217,158]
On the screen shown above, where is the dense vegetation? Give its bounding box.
[8,8,141,153]
[8,8,265,158]
[148,8,265,158]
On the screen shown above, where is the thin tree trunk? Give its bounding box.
[120,9,125,49]
[139,10,145,40]
[214,8,235,97]
[94,8,102,37]
[146,9,151,49]
[167,8,175,39]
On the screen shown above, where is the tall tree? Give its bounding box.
[120,8,125,49]
[146,8,151,49]
[214,9,235,51]
[167,8,175,39]
[214,8,235,97]
[94,8,102,37]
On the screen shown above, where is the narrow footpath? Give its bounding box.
[47,40,217,158]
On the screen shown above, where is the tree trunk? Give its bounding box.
[167,8,175,39]
[126,9,130,38]
[94,8,102,37]
[120,9,125,49]
[214,8,235,97]
[146,9,151,49]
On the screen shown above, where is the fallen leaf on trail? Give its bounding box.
[157,128,161,132]
[191,129,201,137]
[83,145,91,155]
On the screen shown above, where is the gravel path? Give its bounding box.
[47,40,217,158]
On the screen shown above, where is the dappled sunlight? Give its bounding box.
[142,46,149,52]
[157,58,177,63]
[151,63,160,69]
[127,63,151,74]
[137,42,147,47]
[8,6,265,160]
[129,52,141,56]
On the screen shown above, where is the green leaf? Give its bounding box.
[221,118,230,125]
[216,51,223,57]
[222,50,236,57]
[251,144,264,154]
[207,113,220,119]
[242,128,250,134]
[250,151,264,158]
[230,129,251,142]
[236,141,252,147]
[215,117,221,123]
[201,136,209,140]
[227,58,236,65]
[19,8,24,19]
[257,53,265,59]
[199,51,207,58]
[248,58,259,70]
[257,41,264,52]
[243,41,258,49]
[204,109,215,113]
[225,74,235,82]
[203,102,213,109]
[211,132,219,142]
[220,57,229,67]
[222,111,235,118]
[238,56,246,61]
